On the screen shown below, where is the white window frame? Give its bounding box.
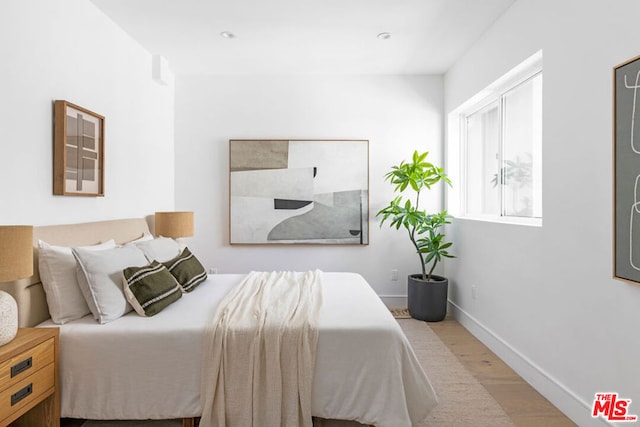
[448,51,543,227]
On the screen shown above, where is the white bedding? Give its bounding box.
[39,272,437,426]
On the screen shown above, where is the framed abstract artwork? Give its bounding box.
[614,55,640,284]
[229,139,369,245]
[53,100,104,196]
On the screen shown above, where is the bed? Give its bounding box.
[4,218,437,427]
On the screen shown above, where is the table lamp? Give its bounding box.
[154,212,194,239]
[0,225,33,346]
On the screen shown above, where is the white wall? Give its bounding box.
[175,74,444,301]
[445,1,640,425]
[0,0,175,226]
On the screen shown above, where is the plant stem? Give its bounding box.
[427,258,437,282]
[408,226,427,280]
[412,189,427,280]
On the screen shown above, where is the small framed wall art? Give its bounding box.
[229,139,369,245]
[53,100,104,196]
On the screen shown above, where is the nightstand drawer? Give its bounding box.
[0,362,55,421]
[0,337,54,393]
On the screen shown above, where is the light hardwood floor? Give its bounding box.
[427,317,577,427]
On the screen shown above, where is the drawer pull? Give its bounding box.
[10,356,32,377]
[11,383,32,406]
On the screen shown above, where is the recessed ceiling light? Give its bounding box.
[377,32,392,40]
[220,31,235,39]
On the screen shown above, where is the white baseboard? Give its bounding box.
[449,301,613,427]
[378,294,407,309]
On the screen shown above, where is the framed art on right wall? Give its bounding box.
[614,54,640,284]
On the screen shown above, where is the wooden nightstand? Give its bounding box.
[0,328,59,427]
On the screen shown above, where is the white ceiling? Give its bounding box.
[90,0,515,76]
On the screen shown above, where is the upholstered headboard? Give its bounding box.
[0,218,151,327]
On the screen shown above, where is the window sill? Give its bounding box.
[453,215,542,227]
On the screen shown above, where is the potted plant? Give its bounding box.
[377,150,454,321]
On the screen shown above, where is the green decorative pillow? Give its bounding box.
[122,261,182,316]
[162,247,207,292]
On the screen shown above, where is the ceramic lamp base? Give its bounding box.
[0,290,18,346]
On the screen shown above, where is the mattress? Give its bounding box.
[39,272,437,427]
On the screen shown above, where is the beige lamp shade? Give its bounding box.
[0,225,33,282]
[155,212,194,238]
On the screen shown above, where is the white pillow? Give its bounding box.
[38,239,116,324]
[73,245,149,324]
[134,236,181,262]
[128,232,154,243]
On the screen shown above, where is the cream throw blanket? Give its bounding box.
[199,270,323,427]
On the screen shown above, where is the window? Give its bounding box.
[453,52,542,223]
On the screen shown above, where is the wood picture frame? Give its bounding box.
[229,139,369,245]
[53,100,104,196]
[613,55,640,284]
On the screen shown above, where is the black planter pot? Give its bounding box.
[407,274,448,322]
